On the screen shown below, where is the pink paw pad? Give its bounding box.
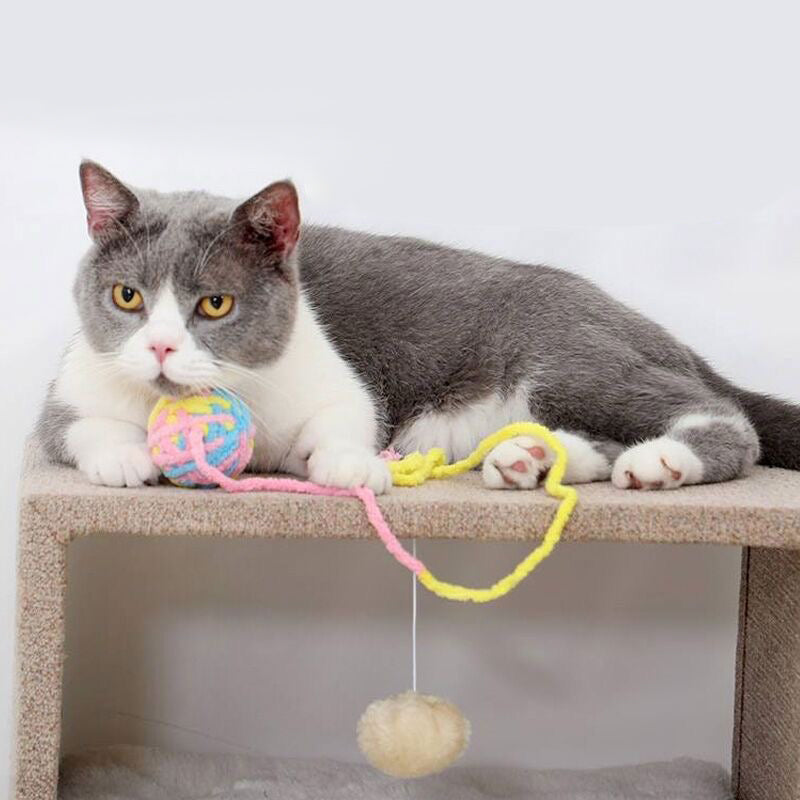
[660,457,682,482]
[481,436,555,490]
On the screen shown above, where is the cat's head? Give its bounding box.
[75,161,301,396]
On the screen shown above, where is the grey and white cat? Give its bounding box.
[39,161,800,492]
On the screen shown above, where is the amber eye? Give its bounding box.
[112,284,143,311]
[198,294,234,319]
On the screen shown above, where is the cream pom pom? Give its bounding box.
[357,690,470,778]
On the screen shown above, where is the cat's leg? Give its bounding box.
[65,417,160,487]
[287,402,392,494]
[38,387,159,487]
[611,407,760,490]
[482,430,623,489]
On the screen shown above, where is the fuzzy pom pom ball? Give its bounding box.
[357,690,470,778]
[147,390,255,487]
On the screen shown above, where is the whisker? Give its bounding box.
[212,360,296,405]
[90,364,122,375]
[211,379,295,455]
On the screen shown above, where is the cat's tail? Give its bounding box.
[735,390,800,470]
[695,356,800,470]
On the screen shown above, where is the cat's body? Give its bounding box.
[39,163,800,492]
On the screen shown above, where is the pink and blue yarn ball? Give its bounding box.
[147,389,255,487]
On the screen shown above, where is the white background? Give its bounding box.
[3,0,800,788]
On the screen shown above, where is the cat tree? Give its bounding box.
[13,437,800,799]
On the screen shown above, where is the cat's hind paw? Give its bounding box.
[482,436,554,490]
[611,437,703,490]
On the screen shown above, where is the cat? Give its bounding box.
[38,161,800,493]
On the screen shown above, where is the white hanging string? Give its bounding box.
[412,538,418,693]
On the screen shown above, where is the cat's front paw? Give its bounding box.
[611,437,703,490]
[482,436,554,489]
[78,442,160,488]
[308,447,392,494]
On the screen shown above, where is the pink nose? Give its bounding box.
[150,342,176,364]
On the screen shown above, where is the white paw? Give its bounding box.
[79,442,160,488]
[611,437,703,490]
[482,436,554,490]
[308,447,392,494]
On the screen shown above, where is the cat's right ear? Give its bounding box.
[79,160,139,241]
[230,180,301,268]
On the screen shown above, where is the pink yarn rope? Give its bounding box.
[187,428,426,574]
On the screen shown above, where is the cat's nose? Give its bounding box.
[149,342,177,364]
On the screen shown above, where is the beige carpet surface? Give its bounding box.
[21,438,800,547]
[59,747,733,800]
[18,441,800,799]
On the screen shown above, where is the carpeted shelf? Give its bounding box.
[13,438,800,799]
[19,439,800,547]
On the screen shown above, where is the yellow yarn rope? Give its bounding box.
[387,422,578,602]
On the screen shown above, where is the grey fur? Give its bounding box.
[296,226,794,479]
[585,436,626,465]
[36,383,77,464]
[672,418,760,482]
[42,163,800,482]
[298,227,723,439]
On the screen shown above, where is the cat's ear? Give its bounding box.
[231,180,300,263]
[79,160,139,240]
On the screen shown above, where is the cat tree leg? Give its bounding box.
[12,502,68,800]
[733,547,800,800]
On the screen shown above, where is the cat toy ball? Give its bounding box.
[146,390,578,778]
[148,390,255,487]
[357,690,471,778]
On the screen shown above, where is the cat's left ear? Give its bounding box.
[231,180,300,264]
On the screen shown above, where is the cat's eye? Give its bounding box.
[112,284,143,311]
[198,294,234,319]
